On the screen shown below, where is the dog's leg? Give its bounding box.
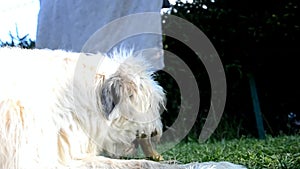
[73,156,182,169]
[74,158,248,169]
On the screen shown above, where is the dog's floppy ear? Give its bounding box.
[100,76,136,120]
[101,78,120,120]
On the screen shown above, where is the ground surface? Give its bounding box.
[160,135,300,169]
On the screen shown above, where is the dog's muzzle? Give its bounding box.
[135,130,164,161]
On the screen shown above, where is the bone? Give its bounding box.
[137,134,164,161]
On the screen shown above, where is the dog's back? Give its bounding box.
[0,48,79,168]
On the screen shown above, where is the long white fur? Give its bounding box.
[0,47,166,169]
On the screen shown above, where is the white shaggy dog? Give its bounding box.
[0,47,167,168]
[0,47,246,169]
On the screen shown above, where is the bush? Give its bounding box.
[0,30,35,49]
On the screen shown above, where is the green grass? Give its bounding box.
[160,135,300,169]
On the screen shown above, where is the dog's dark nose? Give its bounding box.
[151,130,158,137]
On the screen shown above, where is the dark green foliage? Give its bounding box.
[157,0,300,140]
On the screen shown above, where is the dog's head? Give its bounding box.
[96,55,165,160]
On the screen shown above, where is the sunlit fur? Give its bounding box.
[0,47,166,169]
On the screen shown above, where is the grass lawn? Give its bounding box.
[161,135,300,169]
